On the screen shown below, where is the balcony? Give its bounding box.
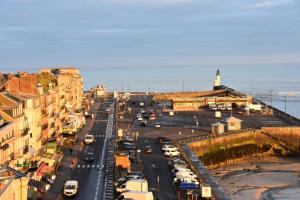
[21,128,30,137]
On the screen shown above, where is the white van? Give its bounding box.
[116,179,148,193]
[117,191,154,200]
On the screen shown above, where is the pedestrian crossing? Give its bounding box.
[104,142,116,200]
[93,135,106,138]
[76,164,101,169]
[95,119,108,122]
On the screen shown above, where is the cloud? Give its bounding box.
[250,0,294,9]
[106,0,195,5]
[251,1,273,8]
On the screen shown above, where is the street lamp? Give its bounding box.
[157,175,160,200]
[178,131,182,141]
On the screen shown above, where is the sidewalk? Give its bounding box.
[42,104,97,200]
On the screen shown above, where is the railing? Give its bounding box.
[21,128,29,136]
[180,128,255,144]
[0,176,14,197]
[260,130,299,153]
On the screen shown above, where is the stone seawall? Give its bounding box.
[262,127,300,148]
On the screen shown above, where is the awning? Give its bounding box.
[36,162,54,177]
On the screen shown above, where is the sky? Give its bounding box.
[0,0,299,69]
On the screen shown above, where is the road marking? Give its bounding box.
[94,103,114,200]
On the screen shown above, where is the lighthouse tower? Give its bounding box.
[213,69,221,90]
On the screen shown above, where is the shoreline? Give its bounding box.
[210,156,300,200]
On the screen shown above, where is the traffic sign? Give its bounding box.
[179,183,198,190]
[16,163,29,167]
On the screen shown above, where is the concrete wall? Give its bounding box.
[262,127,300,147]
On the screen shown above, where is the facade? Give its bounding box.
[226,116,242,131]
[0,93,30,170]
[0,165,29,200]
[211,122,225,135]
[93,85,108,98]
[172,94,252,112]
[40,68,83,111]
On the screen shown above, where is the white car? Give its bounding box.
[174,177,199,186]
[84,134,95,144]
[162,145,178,152]
[164,149,180,157]
[63,180,78,197]
[175,171,197,179]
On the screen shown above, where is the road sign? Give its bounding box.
[179,183,198,190]
[16,163,29,167]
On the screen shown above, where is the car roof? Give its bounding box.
[65,180,78,185]
[85,134,94,137]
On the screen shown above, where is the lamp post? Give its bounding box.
[157,175,160,200]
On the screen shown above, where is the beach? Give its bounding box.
[210,157,300,200]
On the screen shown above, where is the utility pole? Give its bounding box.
[269,90,273,107]
[157,175,160,200]
[285,95,287,113]
[121,81,124,93]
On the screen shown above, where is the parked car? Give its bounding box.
[168,159,186,167]
[63,180,78,197]
[140,120,147,127]
[155,122,161,128]
[84,134,95,144]
[144,146,152,154]
[164,149,180,157]
[162,145,178,152]
[116,191,154,200]
[116,179,148,193]
[150,114,156,120]
[85,152,95,162]
[160,140,172,147]
[156,136,167,144]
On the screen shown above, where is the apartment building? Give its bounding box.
[40,68,83,111]
[0,93,30,170]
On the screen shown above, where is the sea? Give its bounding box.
[1,64,300,118]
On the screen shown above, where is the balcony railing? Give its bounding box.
[21,128,30,136]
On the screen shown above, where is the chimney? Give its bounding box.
[37,83,43,95]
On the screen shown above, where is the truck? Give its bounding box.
[117,191,154,200]
[140,102,145,108]
[116,179,148,193]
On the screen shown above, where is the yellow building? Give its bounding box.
[0,93,30,171]
[0,165,29,200]
[40,68,83,111]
